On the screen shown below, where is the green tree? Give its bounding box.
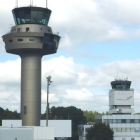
[84,110,101,123]
[0,107,20,126]
[86,122,114,140]
[49,106,86,140]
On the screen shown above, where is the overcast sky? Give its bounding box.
[1,0,140,114]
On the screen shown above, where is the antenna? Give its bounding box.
[46,0,47,8]
[30,0,32,6]
[16,0,18,7]
[32,0,33,6]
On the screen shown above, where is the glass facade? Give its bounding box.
[112,128,139,132]
[111,81,131,90]
[12,7,51,25]
[43,34,60,49]
[103,119,140,124]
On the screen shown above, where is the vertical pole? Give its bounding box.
[16,0,18,7]
[46,0,47,8]
[46,78,49,126]
[46,76,52,126]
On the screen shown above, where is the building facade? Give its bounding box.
[96,79,140,140]
[78,79,140,140]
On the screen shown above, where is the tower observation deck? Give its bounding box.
[2,5,60,126]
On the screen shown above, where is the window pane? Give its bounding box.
[113,119,117,123]
[12,7,51,25]
[134,119,139,123]
[126,128,130,132]
[130,119,134,123]
[117,119,121,123]
[118,128,121,132]
[121,119,126,123]
[122,128,126,132]
[126,119,130,123]
[131,128,135,132]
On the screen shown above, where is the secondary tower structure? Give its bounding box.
[109,79,134,114]
[2,4,60,126]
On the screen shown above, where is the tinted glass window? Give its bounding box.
[12,7,51,25]
[43,34,60,46]
[111,81,131,90]
[121,119,126,123]
[130,119,134,123]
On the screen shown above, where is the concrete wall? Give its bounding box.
[2,120,72,137]
[0,128,33,140]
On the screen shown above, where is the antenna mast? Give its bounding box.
[16,0,18,7]
[28,0,33,6]
[46,0,47,8]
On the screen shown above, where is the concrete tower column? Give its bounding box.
[21,53,42,126]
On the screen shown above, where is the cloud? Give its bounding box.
[1,0,140,52]
[0,57,140,113]
[1,0,140,114]
[64,88,94,101]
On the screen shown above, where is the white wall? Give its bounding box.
[0,128,33,140]
[109,90,134,105]
[2,120,72,137]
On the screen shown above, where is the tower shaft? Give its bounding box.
[21,54,42,126]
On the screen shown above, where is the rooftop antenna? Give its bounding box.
[16,0,18,7]
[46,0,47,8]
[30,0,33,6]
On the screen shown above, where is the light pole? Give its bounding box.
[46,76,52,126]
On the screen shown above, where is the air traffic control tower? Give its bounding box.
[109,79,134,114]
[2,5,60,126]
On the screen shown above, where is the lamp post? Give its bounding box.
[46,76,52,126]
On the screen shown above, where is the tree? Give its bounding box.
[86,122,114,140]
[49,106,86,140]
[84,111,111,124]
[84,110,101,123]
